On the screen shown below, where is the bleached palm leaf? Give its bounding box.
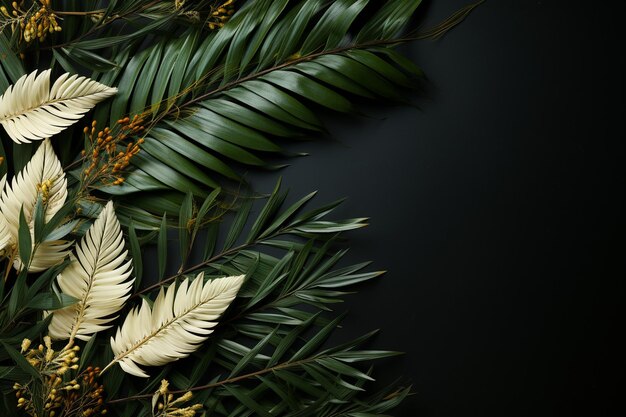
[0,174,11,256]
[48,201,134,342]
[0,139,71,271]
[0,69,118,143]
[106,273,245,377]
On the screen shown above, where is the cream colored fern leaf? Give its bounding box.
[0,69,117,143]
[0,139,71,271]
[105,273,245,377]
[48,201,134,343]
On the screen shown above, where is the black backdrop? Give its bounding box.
[242,1,625,416]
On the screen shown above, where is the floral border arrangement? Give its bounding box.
[0,1,478,416]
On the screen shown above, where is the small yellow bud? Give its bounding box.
[20,338,31,353]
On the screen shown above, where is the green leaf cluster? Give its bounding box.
[0,0,481,414]
[0,181,408,415]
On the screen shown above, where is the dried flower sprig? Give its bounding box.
[0,0,61,44]
[80,116,145,189]
[14,337,80,416]
[13,338,108,417]
[60,366,108,417]
[207,0,235,30]
[152,379,202,417]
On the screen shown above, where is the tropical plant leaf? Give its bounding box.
[0,174,11,255]
[47,201,134,343]
[89,0,425,213]
[106,272,244,377]
[0,69,117,144]
[0,34,25,92]
[0,139,72,272]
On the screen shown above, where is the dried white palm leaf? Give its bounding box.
[0,139,71,271]
[0,174,11,256]
[47,201,134,343]
[19,240,74,273]
[0,69,118,143]
[105,273,245,377]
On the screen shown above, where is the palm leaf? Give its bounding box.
[105,272,244,377]
[47,201,134,343]
[85,0,424,213]
[0,70,117,144]
[0,139,71,272]
[0,174,11,255]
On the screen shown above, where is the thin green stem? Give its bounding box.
[43,0,163,51]
[132,241,250,297]
[108,355,322,403]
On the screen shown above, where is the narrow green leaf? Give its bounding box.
[79,334,98,371]
[129,42,163,114]
[260,191,317,239]
[262,71,354,113]
[32,195,45,243]
[0,341,40,380]
[8,269,28,319]
[292,314,344,361]
[316,357,374,381]
[18,208,31,268]
[61,47,119,72]
[148,128,239,181]
[179,193,194,262]
[269,312,320,366]
[51,49,77,74]
[300,0,369,54]
[225,86,321,131]
[26,293,77,310]
[223,198,253,250]
[224,385,272,417]
[110,46,151,123]
[246,179,285,242]
[229,329,276,377]
[192,188,221,242]
[203,99,295,137]
[129,222,143,291]
[158,214,167,279]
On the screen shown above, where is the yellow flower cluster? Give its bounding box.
[37,178,54,203]
[81,116,145,188]
[0,0,61,44]
[14,339,109,417]
[207,0,235,30]
[14,337,80,416]
[153,379,203,417]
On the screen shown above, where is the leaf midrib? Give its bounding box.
[0,94,93,122]
[68,220,105,343]
[111,285,221,367]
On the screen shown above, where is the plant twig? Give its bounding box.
[108,355,321,403]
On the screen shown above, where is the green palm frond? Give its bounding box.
[79,0,425,213]
[59,181,400,416]
[0,2,481,414]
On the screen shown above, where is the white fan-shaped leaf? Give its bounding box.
[0,139,70,271]
[48,201,134,342]
[106,273,244,377]
[0,70,118,143]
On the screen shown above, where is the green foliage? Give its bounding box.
[0,0,481,414]
[76,0,425,214]
[106,182,402,416]
[0,182,405,415]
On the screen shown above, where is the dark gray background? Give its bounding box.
[248,1,625,416]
